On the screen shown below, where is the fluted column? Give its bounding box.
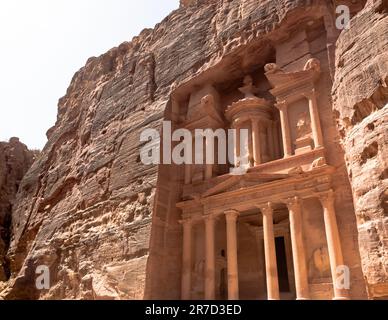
[305,90,324,149]
[277,102,293,158]
[225,210,239,300]
[251,119,262,165]
[204,215,216,300]
[319,190,350,300]
[286,197,310,300]
[260,203,280,300]
[181,219,193,300]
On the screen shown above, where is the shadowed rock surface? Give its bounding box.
[0,138,37,285]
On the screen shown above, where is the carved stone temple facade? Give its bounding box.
[146,1,376,301]
[2,0,386,301]
[167,59,359,301]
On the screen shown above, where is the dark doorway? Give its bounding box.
[275,237,290,292]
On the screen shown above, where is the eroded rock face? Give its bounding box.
[333,0,388,298]
[0,138,36,283]
[0,0,385,300]
[1,0,329,300]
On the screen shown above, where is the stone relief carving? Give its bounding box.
[296,112,312,139]
[264,63,283,74]
[309,247,331,280]
[304,58,321,72]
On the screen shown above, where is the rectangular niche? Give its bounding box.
[288,98,314,155]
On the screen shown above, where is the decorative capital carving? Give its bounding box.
[180,219,193,228]
[318,190,335,208]
[275,100,287,110]
[225,209,239,221]
[284,196,301,211]
[302,88,317,100]
[204,214,217,223]
[258,202,273,216]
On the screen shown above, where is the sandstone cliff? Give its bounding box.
[0,138,36,285]
[333,0,388,298]
[0,0,386,300]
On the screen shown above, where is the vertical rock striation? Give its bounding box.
[0,138,36,283]
[333,0,388,298]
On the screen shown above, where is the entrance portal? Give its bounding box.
[276,237,291,294]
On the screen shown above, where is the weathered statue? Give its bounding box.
[238,75,260,99]
[296,112,312,139]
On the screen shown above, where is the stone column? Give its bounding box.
[234,124,241,166]
[267,122,275,161]
[181,219,193,300]
[319,190,350,300]
[286,197,310,300]
[225,210,239,300]
[260,125,269,163]
[204,215,216,300]
[277,102,293,158]
[248,225,266,298]
[273,121,281,159]
[305,90,324,149]
[251,119,262,165]
[260,203,280,300]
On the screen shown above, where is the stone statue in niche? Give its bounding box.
[308,247,331,280]
[295,111,313,155]
[238,75,260,99]
[296,112,312,139]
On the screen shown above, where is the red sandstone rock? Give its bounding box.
[333,0,388,299]
[0,138,37,283]
[0,0,386,300]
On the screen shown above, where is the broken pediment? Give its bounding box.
[265,58,321,101]
[184,85,225,130]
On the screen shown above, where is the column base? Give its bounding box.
[296,297,311,301]
[333,296,350,301]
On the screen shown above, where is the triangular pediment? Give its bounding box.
[202,172,289,198]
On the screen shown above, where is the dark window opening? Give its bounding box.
[275,237,290,293]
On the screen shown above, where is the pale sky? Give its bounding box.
[0,0,179,150]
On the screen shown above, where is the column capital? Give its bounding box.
[284,196,301,211]
[302,88,318,100]
[179,218,193,227]
[275,100,287,110]
[204,214,218,223]
[258,202,274,216]
[318,190,335,208]
[225,210,239,221]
